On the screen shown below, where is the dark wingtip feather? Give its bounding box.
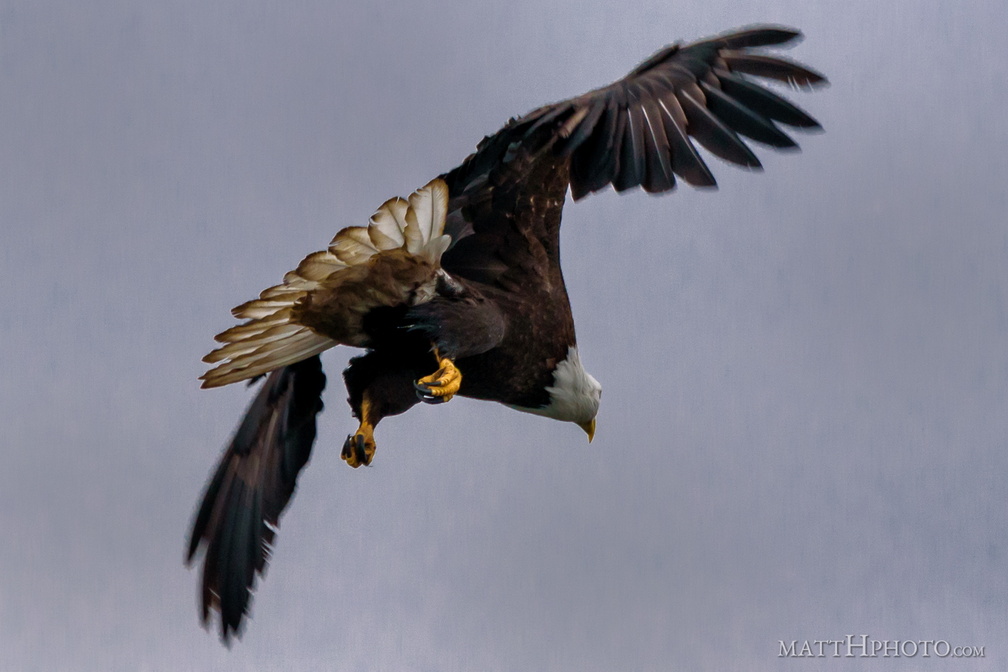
[612,103,646,192]
[721,52,828,88]
[699,80,798,148]
[186,357,325,643]
[694,25,804,51]
[186,472,220,564]
[215,480,259,640]
[679,91,762,169]
[714,69,823,128]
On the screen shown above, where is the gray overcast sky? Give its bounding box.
[2,1,1007,670]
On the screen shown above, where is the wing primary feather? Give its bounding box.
[688,26,803,50]
[216,482,256,639]
[699,80,797,148]
[570,108,612,198]
[679,89,762,169]
[613,98,648,192]
[720,52,827,88]
[570,99,625,199]
[187,456,229,564]
[658,94,716,187]
[713,69,822,128]
[639,98,676,193]
[613,106,637,192]
[200,511,224,621]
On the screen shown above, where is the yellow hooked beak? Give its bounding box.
[578,418,596,443]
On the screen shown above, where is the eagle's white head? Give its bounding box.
[512,346,601,441]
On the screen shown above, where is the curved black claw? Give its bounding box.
[340,432,373,467]
[414,380,450,404]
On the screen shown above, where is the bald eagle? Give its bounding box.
[187,25,826,640]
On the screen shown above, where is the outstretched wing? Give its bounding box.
[186,357,326,642]
[440,25,826,282]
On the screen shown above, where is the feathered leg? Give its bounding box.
[341,348,430,467]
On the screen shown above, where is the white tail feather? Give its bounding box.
[201,178,451,388]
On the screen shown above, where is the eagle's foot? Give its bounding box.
[414,357,461,404]
[341,422,376,468]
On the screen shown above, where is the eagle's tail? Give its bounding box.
[186,356,326,643]
[200,178,451,388]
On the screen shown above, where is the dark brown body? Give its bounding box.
[345,154,576,426]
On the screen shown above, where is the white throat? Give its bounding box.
[510,346,602,424]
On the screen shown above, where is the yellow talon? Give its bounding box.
[342,398,377,468]
[415,354,462,403]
